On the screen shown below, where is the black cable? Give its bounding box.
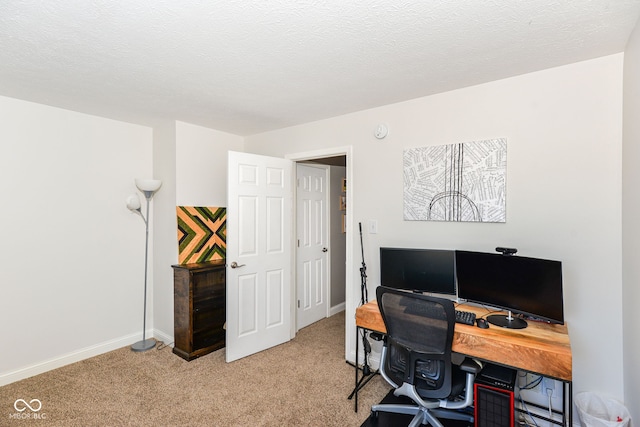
[156,341,174,351]
[520,374,543,390]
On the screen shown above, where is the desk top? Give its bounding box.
[355,300,572,381]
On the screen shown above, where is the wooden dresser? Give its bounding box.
[172,260,226,361]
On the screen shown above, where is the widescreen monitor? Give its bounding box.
[455,250,564,329]
[380,247,456,296]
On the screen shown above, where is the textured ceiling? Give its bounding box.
[1,1,639,136]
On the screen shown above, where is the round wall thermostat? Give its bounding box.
[374,123,388,139]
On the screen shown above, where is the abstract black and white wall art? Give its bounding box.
[403,138,507,222]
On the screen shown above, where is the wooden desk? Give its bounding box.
[356,300,572,381]
[353,301,573,424]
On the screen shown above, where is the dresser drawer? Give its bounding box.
[193,269,225,299]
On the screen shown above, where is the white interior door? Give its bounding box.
[226,151,293,362]
[296,164,329,330]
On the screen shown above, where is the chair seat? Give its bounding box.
[405,365,467,402]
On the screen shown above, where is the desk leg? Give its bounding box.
[560,380,573,427]
[567,380,573,427]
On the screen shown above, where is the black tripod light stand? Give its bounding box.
[347,222,378,411]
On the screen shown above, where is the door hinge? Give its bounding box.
[297,300,300,308]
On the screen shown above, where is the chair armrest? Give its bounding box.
[459,358,482,375]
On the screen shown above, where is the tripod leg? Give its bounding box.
[348,368,378,399]
[348,327,378,412]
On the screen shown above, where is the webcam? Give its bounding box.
[496,247,518,256]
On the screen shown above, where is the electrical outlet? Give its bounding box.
[542,377,555,396]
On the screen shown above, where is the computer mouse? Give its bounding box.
[476,318,489,329]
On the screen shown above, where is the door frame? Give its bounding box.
[286,146,354,362]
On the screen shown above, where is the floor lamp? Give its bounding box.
[126,178,162,352]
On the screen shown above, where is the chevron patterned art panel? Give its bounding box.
[177,206,226,264]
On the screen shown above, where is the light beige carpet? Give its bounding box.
[0,312,390,426]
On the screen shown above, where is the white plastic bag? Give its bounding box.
[575,392,631,427]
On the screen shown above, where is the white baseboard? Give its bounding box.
[0,329,160,387]
[330,302,346,316]
[153,328,174,347]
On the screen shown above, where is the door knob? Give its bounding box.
[230,261,246,269]
[322,248,328,252]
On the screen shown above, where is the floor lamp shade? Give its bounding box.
[126,194,141,211]
[135,179,162,193]
[128,178,162,352]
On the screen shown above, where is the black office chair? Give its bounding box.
[371,286,481,427]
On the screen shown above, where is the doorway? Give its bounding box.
[295,156,347,331]
[288,152,348,338]
[295,163,329,329]
[286,147,353,361]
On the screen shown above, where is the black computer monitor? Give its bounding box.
[455,250,564,329]
[380,247,456,296]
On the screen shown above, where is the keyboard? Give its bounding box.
[455,309,477,326]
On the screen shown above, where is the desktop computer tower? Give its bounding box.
[474,363,516,427]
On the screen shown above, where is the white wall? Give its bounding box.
[149,121,245,342]
[622,17,640,423]
[150,120,178,343]
[0,96,153,385]
[175,121,244,207]
[244,55,625,402]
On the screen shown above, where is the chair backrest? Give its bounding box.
[376,286,456,399]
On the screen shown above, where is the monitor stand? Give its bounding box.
[487,311,528,329]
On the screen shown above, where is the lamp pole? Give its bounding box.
[128,179,162,352]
